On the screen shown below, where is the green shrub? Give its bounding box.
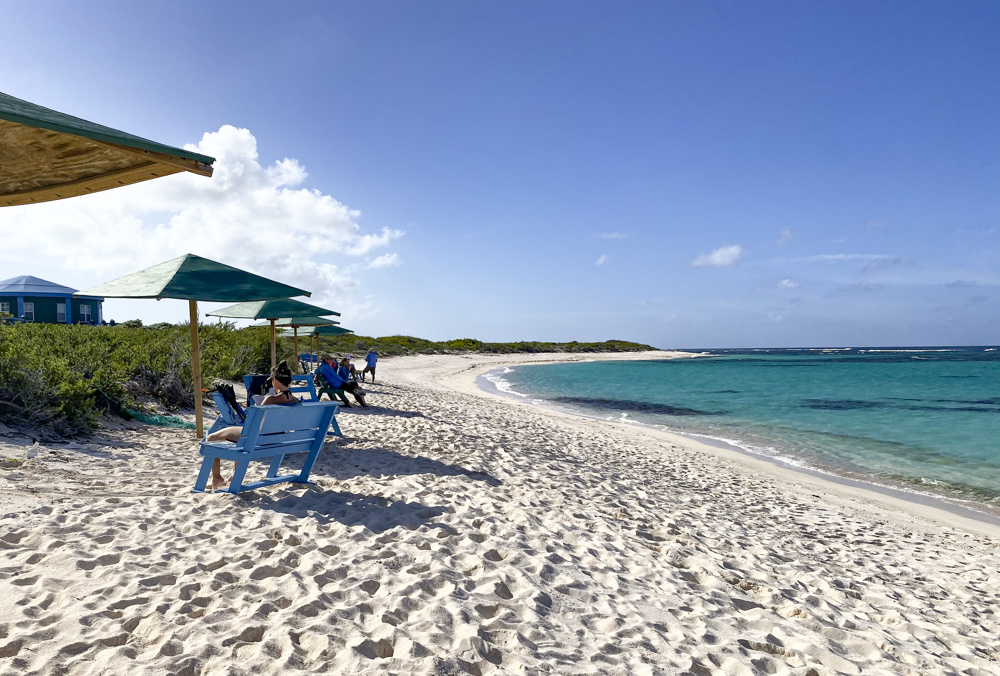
[0,323,270,437]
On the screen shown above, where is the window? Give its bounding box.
[80,305,92,323]
[0,302,8,314]
[57,303,67,323]
[23,302,34,322]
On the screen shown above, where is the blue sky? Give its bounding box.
[1,1,997,347]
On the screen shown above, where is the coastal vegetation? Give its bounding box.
[0,322,654,437]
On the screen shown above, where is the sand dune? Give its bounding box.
[1,352,998,675]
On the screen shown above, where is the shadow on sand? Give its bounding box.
[317,445,501,487]
[242,446,500,533]
[251,487,449,534]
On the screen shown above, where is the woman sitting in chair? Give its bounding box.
[207,360,298,489]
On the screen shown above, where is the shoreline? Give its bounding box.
[408,350,1000,538]
[476,359,1000,530]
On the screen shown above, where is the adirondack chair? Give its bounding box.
[241,375,342,437]
[193,401,339,494]
[242,374,316,402]
[207,390,244,436]
[289,374,318,401]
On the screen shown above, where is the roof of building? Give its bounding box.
[0,275,102,298]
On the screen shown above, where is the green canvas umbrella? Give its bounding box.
[77,254,309,437]
[282,324,355,366]
[207,299,340,369]
[0,90,214,207]
[255,316,340,371]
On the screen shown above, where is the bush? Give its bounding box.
[0,323,270,437]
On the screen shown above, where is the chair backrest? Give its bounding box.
[236,402,337,458]
[289,374,318,401]
[210,391,244,427]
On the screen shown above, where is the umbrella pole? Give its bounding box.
[189,300,204,438]
[270,319,276,369]
[293,327,299,373]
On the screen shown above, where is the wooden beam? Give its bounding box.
[189,300,204,438]
[1,161,185,206]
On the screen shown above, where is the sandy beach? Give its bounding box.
[2,351,999,676]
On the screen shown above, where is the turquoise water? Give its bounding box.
[490,348,1000,512]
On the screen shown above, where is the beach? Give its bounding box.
[2,351,999,675]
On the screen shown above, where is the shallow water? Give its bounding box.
[490,348,1000,512]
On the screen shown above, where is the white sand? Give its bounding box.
[1,352,999,676]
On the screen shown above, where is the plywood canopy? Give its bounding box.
[0,91,214,207]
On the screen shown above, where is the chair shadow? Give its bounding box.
[339,407,425,419]
[313,445,501,487]
[251,486,448,534]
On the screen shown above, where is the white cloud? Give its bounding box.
[367,253,400,269]
[692,244,744,267]
[777,278,799,289]
[776,228,794,245]
[595,254,608,266]
[0,125,403,316]
[597,232,629,239]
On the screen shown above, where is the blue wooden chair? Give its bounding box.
[241,374,342,437]
[207,390,244,436]
[193,402,339,494]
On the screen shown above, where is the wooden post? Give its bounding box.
[293,327,299,373]
[189,300,203,438]
[270,319,276,369]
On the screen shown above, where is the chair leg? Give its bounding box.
[193,456,214,492]
[298,446,322,483]
[266,454,284,478]
[328,416,343,437]
[226,460,251,494]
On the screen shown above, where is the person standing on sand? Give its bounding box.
[362,348,378,383]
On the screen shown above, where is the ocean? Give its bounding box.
[483,348,1000,517]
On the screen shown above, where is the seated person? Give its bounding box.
[206,361,298,490]
[342,354,360,380]
[317,353,367,407]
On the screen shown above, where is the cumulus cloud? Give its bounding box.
[0,125,403,315]
[776,228,794,245]
[595,254,608,266]
[692,244,744,267]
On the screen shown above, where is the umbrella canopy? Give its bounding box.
[76,254,310,437]
[252,316,341,371]
[312,325,355,336]
[269,316,340,327]
[79,254,309,302]
[208,299,339,370]
[1,91,214,207]
[209,299,338,320]
[284,325,356,370]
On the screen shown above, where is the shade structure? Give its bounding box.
[0,90,215,207]
[253,316,341,371]
[76,254,310,437]
[207,299,340,370]
[282,325,356,369]
[312,325,355,336]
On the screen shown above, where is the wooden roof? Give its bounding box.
[0,91,214,207]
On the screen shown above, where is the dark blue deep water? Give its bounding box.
[488,348,1000,512]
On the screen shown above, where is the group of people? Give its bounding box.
[204,348,380,489]
[315,353,368,407]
